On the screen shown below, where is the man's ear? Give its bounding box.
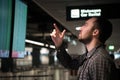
[93,29,99,36]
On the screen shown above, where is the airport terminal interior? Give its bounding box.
[0,0,120,80]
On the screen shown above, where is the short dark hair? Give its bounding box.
[94,17,113,43]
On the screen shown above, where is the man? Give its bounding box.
[50,17,117,80]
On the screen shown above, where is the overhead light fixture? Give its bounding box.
[75,26,81,31]
[49,45,55,49]
[25,39,55,49]
[25,39,44,46]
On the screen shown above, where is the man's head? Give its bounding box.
[78,17,113,44]
[93,17,113,43]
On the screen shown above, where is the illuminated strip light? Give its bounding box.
[25,39,55,49]
[50,45,55,49]
[75,26,81,31]
[25,39,44,46]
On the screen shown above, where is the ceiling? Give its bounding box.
[23,0,120,51]
[25,0,57,45]
[24,0,77,48]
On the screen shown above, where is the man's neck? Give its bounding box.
[86,40,102,52]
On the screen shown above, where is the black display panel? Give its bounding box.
[66,3,120,21]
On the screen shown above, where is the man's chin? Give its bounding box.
[78,39,83,43]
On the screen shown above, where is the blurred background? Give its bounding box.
[0,0,120,80]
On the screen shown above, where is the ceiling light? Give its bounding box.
[25,39,55,49]
[25,39,44,46]
[75,27,81,31]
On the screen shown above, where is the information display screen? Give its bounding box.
[66,3,120,20]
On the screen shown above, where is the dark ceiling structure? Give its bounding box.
[23,0,74,48]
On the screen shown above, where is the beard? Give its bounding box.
[78,35,92,44]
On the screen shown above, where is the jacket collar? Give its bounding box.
[86,44,105,59]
